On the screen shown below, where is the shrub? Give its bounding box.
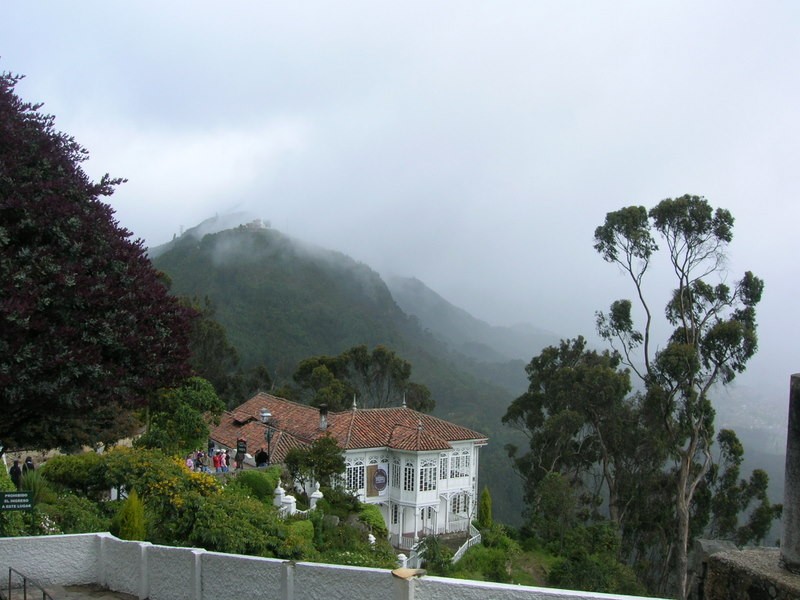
[20,470,57,505]
[480,523,521,554]
[235,468,280,503]
[282,518,317,560]
[452,545,510,583]
[111,489,147,541]
[187,490,285,557]
[98,447,220,544]
[358,503,387,537]
[41,493,109,534]
[316,486,359,519]
[40,452,106,499]
[0,463,25,536]
[548,552,645,596]
[416,535,453,575]
[478,487,493,529]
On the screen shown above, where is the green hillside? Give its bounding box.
[387,275,559,364]
[152,224,536,525]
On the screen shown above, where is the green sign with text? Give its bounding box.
[0,491,33,511]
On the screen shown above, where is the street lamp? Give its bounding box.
[260,408,274,466]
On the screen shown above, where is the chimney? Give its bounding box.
[782,374,800,572]
[319,404,328,431]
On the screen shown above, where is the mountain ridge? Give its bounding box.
[151,223,549,525]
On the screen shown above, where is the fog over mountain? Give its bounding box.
[6,2,797,443]
[151,219,787,530]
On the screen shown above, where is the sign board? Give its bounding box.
[373,468,388,492]
[236,440,247,454]
[366,466,388,497]
[0,491,33,512]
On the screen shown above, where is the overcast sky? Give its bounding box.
[5,2,799,426]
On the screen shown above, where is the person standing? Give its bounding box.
[22,456,34,474]
[213,451,222,473]
[9,460,22,489]
[234,437,246,470]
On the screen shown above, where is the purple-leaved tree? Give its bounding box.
[0,71,194,452]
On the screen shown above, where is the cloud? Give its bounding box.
[74,116,312,243]
[4,1,800,427]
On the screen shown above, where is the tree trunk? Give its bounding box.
[675,487,690,600]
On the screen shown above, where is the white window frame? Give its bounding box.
[451,492,469,515]
[449,449,471,478]
[439,454,448,480]
[346,458,365,491]
[403,460,415,492]
[419,458,437,492]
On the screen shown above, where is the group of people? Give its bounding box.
[185,449,232,474]
[8,456,35,489]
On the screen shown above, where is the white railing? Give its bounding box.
[390,533,418,550]
[452,523,481,563]
[406,543,423,569]
[447,515,470,533]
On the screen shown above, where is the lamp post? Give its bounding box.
[260,408,274,466]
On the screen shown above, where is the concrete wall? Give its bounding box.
[782,373,800,572]
[704,548,800,600]
[0,533,660,600]
[0,532,100,587]
[101,534,150,597]
[415,576,651,600]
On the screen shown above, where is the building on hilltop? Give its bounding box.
[210,392,488,549]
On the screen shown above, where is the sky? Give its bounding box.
[5,2,799,431]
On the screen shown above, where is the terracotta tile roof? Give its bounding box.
[330,407,487,450]
[386,424,453,451]
[210,408,310,465]
[209,392,488,458]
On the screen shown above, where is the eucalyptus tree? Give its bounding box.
[594,194,764,599]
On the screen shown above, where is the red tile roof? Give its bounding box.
[209,392,488,459]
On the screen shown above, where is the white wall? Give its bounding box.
[0,533,661,600]
[0,532,100,587]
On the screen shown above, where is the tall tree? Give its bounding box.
[135,376,225,454]
[293,344,434,412]
[503,337,654,530]
[593,195,765,599]
[284,435,346,489]
[477,486,493,530]
[0,72,194,451]
[704,429,782,547]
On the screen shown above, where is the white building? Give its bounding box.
[210,392,488,548]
